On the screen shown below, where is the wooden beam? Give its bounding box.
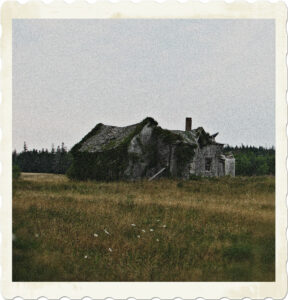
[148,167,166,181]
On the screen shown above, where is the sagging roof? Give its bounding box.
[72,117,222,153]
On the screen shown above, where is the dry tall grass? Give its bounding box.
[13,173,275,281]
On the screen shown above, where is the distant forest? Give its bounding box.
[13,142,275,177]
[224,145,275,176]
[13,142,72,177]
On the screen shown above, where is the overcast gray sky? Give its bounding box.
[13,19,275,151]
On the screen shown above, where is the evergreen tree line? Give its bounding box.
[224,145,275,176]
[13,142,275,177]
[13,142,72,174]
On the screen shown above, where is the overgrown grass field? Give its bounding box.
[13,173,275,281]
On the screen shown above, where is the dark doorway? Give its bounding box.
[205,158,212,171]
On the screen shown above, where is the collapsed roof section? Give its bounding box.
[72,117,222,154]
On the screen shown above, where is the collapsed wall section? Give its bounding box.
[68,118,158,180]
[68,118,198,180]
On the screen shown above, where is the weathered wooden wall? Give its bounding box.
[189,145,235,177]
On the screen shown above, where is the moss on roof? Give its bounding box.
[72,117,219,155]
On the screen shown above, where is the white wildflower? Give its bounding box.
[35,233,39,238]
[156,239,159,242]
[137,235,140,238]
[94,233,98,237]
[162,225,167,228]
[150,229,154,232]
[142,229,146,233]
[157,219,160,222]
[104,229,110,235]
[108,248,112,252]
[131,224,136,227]
[84,255,88,259]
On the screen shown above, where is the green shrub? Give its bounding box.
[13,164,21,180]
[177,182,184,188]
[189,174,202,181]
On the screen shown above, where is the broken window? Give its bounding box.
[205,158,212,171]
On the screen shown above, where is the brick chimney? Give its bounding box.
[185,117,192,131]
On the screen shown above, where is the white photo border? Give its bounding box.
[0,1,287,299]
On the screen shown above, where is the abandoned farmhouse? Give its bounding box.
[69,117,235,180]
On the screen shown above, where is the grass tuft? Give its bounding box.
[223,243,253,261]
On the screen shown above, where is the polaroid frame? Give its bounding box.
[1,1,287,299]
